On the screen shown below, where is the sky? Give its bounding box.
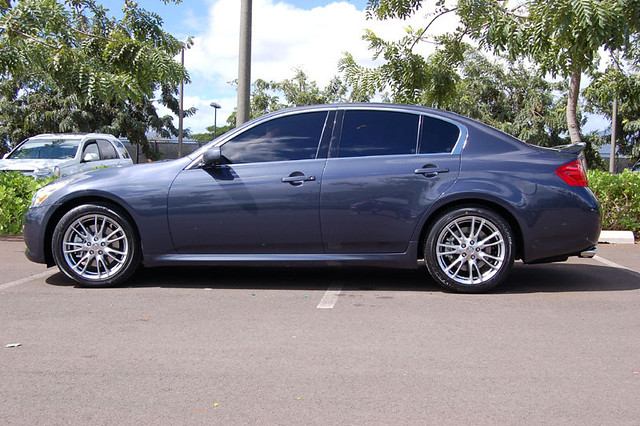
[98,0,458,135]
[98,0,607,136]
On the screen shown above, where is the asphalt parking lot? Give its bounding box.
[1,236,639,425]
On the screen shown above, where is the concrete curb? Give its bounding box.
[599,230,636,244]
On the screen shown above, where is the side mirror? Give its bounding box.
[202,147,222,167]
[82,152,100,163]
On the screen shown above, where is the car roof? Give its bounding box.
[29,133,118,140]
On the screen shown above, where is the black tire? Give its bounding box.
[52,204,140,287]
[424,206,514,293]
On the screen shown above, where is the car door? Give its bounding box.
[168,110,332,254]
[319,109,463,254]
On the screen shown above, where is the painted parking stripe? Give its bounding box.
[317,285,343,309]
[593,255,640,278]
[0,269,56,290]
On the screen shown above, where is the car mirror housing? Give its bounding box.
[202,147,222,167]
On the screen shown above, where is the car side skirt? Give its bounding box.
[143,242,421,269]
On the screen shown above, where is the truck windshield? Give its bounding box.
[8,138,81,160]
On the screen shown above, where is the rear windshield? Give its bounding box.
[8,138,81,160]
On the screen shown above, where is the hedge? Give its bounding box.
[1,170,639,239]
[0,172,53,235]
[587,170,640,239]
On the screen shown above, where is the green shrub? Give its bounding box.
[0,172,53,235]
[588,170,640,238]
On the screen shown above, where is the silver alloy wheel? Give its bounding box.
[61,213,129,281]
[435,215,506,285]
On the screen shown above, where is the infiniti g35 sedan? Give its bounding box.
[23,104,601,293]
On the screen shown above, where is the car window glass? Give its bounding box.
[97,139,118,160]
[8,138,80,159]
[115,140,131,159]
[221,112,327,164]
[82,142,100,161]
[419,116,460,154]
[338,110,418,158]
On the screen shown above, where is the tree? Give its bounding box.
[585,63,640,163]
[354,0,640,144]
[0,0,192,156]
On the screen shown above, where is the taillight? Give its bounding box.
[555,159,588,187]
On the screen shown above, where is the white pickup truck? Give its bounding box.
[0,133,133,178]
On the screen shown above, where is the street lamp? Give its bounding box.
[210,102,221,139]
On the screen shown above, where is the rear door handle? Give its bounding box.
[414,166,449,178]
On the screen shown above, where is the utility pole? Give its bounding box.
[609,97,618,174]
[178,43,185,158]
[237,0,252,126]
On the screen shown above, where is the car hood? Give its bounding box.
[0,158,73,171]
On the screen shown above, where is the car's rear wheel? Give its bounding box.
[52,204,140,287]
[424,206,514,293]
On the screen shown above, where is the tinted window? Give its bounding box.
[222,112,327,164]
[419,116,460,154]
[338,110,418,158]
[97,139,118,160]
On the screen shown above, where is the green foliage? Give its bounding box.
[0,0,193,157]
[585,64,640,161]
[0,172,53,235]
[357,0,640,145]
[588,170,640,237]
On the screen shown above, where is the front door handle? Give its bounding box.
[282,172,316,185]
[414,166,449,178]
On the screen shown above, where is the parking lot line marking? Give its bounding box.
[317,285,343,309]
[593,255,640,278]
[0,269,56,290]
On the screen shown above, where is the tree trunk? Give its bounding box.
[566,68,582,144]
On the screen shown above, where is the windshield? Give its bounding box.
[8,137,81,160]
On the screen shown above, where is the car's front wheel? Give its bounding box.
[52,204,140,287]
[424,206,514,293]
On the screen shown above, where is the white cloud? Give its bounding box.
[179,0,458,133]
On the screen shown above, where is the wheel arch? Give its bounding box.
[416,198,524,262]
[43,196,142,266]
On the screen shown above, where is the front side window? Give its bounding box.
[338,110,419,158]
[221,112,328,164]
[419,116,460,154]
[82,142,100,162]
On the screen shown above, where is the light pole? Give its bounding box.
[210,102,221,139]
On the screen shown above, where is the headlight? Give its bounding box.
[34,166,61,179]
[30,180,68,208]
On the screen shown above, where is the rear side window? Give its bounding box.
[419,116,460,154]
[222,112,327,164]
[338,110,419,158]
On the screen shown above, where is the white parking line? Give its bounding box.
[317,285,343,309]
[0,269,57,290]
[593,256,640,278]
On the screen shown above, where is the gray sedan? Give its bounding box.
[23,104,600,293]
